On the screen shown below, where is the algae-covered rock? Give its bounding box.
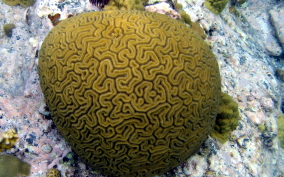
[1,0,36,7]
[178,9,192,26]
[276,69,284,82]
[0,154,31,177]
[205,0,229,14]
[210,92,239,144]
[46,168,61,177]
[277,114,284,148]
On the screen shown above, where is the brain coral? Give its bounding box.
[38,10,221,176]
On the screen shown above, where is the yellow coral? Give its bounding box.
[46,168,61,177]
[0,128,19,151]
[38,10,221,176]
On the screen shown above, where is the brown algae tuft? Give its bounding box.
[2,23,16,37]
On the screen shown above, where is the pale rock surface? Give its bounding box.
[270,3,284,51]
[240,0,283,56]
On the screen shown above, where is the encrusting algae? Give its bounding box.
[210,92,240,144]
[0,154,31,177]
[1,0,36,7]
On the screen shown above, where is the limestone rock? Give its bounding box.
[270,4,284,52]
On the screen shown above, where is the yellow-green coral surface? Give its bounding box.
[277,114,284,148]
[205,0,229,14]
[38,10,221,176]
[0,154,31,177]
[211,92,239,144]
[1,0,36,7]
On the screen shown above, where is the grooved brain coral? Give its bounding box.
[38,10,221,176]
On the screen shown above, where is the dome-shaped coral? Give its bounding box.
[38,10,221,176]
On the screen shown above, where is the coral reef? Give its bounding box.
[0,154,31,177]
[2,23,15,37]
[1,0,36,7]
[277,114,284,148]
[46,168,61,177]
[0,128,19,151]
[205,0,229,14]
[38,10,221,176]
[210,92,240,144]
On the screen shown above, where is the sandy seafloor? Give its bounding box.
[0,0,284,176]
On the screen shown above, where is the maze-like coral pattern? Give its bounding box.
[38,10,221,176]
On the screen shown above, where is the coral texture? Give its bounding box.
[210,92,239,144]
[38,10,221,176]
[205,0,228,14]
[46,168,61,177]
[1,0,36,7]
[0,128,19,151]
[0,154,31,177]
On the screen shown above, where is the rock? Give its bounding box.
[264,36,283,56]
[260,97,274,112]
[240,0,283,56]
[270,4,284,52]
